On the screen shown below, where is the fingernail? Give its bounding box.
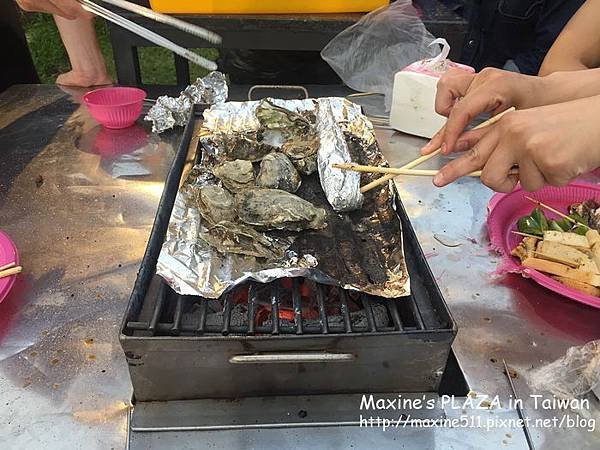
[433,171,444,186]
[441,143,447,154]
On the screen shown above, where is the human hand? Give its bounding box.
[421,68,543,156]
[17,0,83,19]
[432,96,600,193]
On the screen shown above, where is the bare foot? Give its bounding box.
[56,70,112,88]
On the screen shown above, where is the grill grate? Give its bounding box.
[125,278,427,337]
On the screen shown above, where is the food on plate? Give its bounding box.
[212,159,255,192]
[256,153,301,193]
[517,207,588,237]
[550,276,600,296]
[521,257,600,287]
[512,200,600,296]
[197,185,236,224]
[570,199,600,231]
[199,220,290,259]
[236,188,327,231]
[542,230,590,249]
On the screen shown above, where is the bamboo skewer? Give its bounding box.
[0,266,22,279]
[524,196,588,229]
[359,107,517,193]
[511,230,541,239]
[0,262,16,272]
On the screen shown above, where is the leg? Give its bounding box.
[54,13,112,87]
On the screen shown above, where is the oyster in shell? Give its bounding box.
[290,153,317,175]
[281,132,319,160]
[237,188,327,231]
[212,159,255,192]
[257,100,320,164]
[256,153,301,193]
[197,185,236,224]
[215,131,276,162]
[199,220,291,259]
[256,99,313,131]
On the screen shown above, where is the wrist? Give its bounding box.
[516,74,549,109]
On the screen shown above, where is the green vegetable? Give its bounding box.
[573,224,589,236]
[548,220,567,232]
[517,216,543,236]
[517,207,549,236]
[568,213,588,227]
[531,208,548,231]
[554,218,572,231]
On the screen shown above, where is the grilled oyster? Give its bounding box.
[256,99,313,131]
[212,159,255,192]
[197,185,236,224]
[256,100,320,165]
[236,188,327,231]
[281,132,319,161]
[199,220,290,259]
[290,153,317,175]
[256,153,301,193]
[216,131,276,162]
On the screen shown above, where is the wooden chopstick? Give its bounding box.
[360,107,517,193]
[334,163,520,178]
[360,150,441,193]
[0,265,22,279]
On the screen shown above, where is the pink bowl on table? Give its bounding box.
[83,87,146,129]
[487,182,600,309]
[0,230,19,305]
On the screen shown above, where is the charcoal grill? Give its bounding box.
[120,107,457,402]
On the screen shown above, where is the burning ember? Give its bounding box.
[186,278,390,334]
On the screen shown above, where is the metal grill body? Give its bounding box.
[120,109,456,402]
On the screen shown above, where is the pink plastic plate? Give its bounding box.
[487,183,600,309]
[0,230,19,304]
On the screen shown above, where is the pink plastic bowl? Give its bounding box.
[83,87,146,129]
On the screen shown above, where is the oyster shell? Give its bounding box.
[290,153,317,175]
[256,100,320,164]
[199,220,291,259]
[256,99,313,131]
[216,131,276,162]
[212,159,255,192]
[281,132,319,160]
[256,153,301,193]
[197,185,236,224]
[236,188,327,231]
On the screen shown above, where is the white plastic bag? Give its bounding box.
[321,1,437,105]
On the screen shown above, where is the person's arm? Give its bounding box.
[432,95,600,192]
[16,0,82,19]
[421,67,600,155]
[540,0,600,75]
[512,0,585,75]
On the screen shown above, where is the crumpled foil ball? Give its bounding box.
[145,71,228,133]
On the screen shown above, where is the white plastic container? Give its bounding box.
[389,39,474,138]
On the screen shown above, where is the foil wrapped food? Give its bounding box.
[156,97,410,299]
[145,71,228,133]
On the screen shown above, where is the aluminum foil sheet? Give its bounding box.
[145,71,228,133]
[157,97,410,299]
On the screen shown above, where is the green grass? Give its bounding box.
[23,12,217,85]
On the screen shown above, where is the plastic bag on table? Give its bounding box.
[321,1,437,108]
[529,340,600,418]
